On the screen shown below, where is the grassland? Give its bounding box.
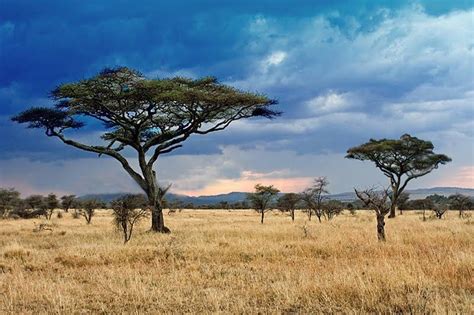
[0,210,472,314]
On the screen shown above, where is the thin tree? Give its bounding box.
[355,188,391,241]
[12,67,279,233]
[247,184,280,224]
[301,177,329,222]
[60,195,76,213]
[77,199,100,224]
[111,194,149,243]
[322,200,344,220]
[433,204,448,219]
[277,193,301,222]
[44,193,59,220]
[346,134,451,218]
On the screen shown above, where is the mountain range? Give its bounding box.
[80,187,474,205]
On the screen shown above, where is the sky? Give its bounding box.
[0,0,473,197]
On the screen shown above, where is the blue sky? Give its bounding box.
[0,0,473,196]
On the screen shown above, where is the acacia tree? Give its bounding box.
[277,193,301,222]
[60,195,76,213]
[12,67,279,233]
[301,177,329,222]
[355,188,391,241]
[44,193,59,220]
[77,199,100,224]
[0,188,21,218]
[448,194,473,218]
[247,184,280,224]
[346,134,451,218]
[24,195,47,218]
[322,200,344,220]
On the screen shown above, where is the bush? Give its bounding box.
[111,194,148,243]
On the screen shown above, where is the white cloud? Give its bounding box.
[306,91,354,114]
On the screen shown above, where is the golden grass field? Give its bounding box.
[0,209,472,314]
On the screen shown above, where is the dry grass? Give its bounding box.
[0,210,472,314]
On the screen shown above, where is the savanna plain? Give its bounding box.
[0,210,472,314]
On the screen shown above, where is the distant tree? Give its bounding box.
[247,184,280,224]
[433,204,448,219]
[12,68,279,233]
[60,195,76,213]
[301,177,329,222]
[407,199,434,221]
[426,194,449,205]
[111,194,149,243]
[44,194,59,220]
[24,195,47,218]
[277,193,301,222]
[355,188,391,241]
[346,134,451,218]
[389,192,410,215]
[322,200,344,220]
[407,199,434,210]
[219,201,230,211]
[167,199,184,215]
[448,194,473,218]
[346,202,356,215]
[77,199,101,224]
[0,188,21,218]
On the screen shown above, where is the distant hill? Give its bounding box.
[80,187,474,205]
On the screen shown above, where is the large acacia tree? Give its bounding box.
[12,67,279,233]
[346,134,451,218]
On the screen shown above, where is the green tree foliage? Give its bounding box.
[44,193,59,220]
[277,193,301,222]
[12,67,280,233]
[322,200,344,220]
[407,198,435,221]
[76,199,101,224]
[247,184,280,224]
[60,195,76,213]
[448,194,473,218]
[0,188,21,218]
[346,134,451,218]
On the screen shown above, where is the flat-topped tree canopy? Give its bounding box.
[14,67,279,157]
[346,134,451,218]
[12,67,280,232]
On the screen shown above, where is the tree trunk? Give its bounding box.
[144,169,171,234]
[376,214,386,241]
[260,210,264,224]
[150,203,170,233]
[388,188,398,218]
[291,210,295,222]
[388,202,396,218]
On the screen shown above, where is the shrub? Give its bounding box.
[111,194,149,243]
